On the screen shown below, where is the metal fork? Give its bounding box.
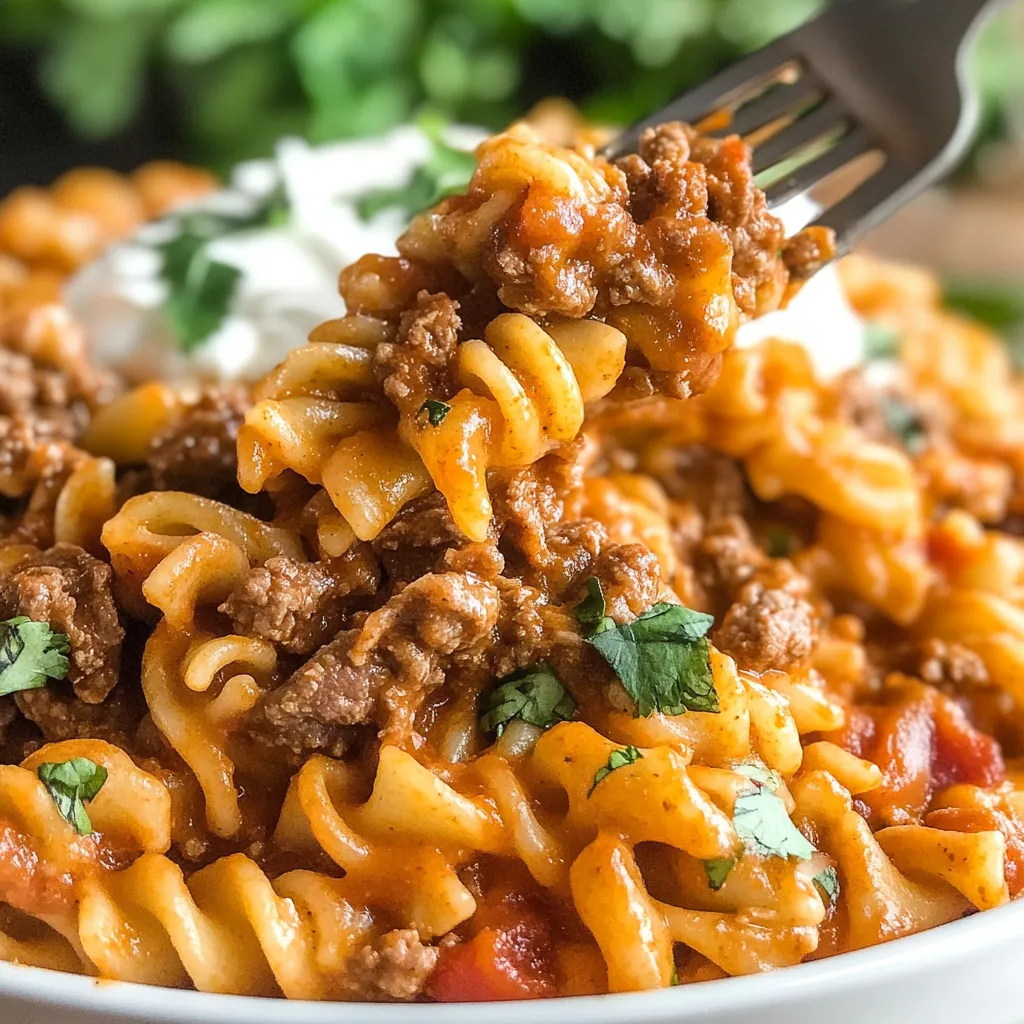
[602,0,1009,252]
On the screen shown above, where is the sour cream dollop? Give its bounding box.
[65,125,484,383]
[734,262,867,378]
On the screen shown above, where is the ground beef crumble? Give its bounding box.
[147,385,248,500]
[219,546,380,655]
[0,543,123,702]
[373,291,461,419]
[691,516,819,673]
[343,929,439,1001]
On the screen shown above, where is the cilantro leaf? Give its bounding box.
[864,321,900,361]
[703,857,735,890]
[943,280,1024,333]
[735,762,783,791]
[0,616,70,697]
[158,232,242,353]
[480,664,576,737]
[156,189,289,353]
[880,394,927,455]
[733,786,815,861]
[670,965,680,986]
[37,757,108,836]
[814,865,840,905]
[585,602,718,717]
[765,526,793,559]
[588,745,643,797]
[574,577,606,629]
[419,399,451,427]
[357,122,476,221]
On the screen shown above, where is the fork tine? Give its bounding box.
[811,162,915,251]
[725,74,826,139]
[602,36,798,158]
[764,125,876,206]
[752,97,852,174]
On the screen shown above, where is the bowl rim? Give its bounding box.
[1,900,1020,1022]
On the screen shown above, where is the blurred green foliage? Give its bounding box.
[1,0,1020,172]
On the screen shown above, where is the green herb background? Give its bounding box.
[1,0,1021,175]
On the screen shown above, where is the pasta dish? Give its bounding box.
[0,117,1021,1003]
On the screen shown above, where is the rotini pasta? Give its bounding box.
[1,117,1023,1009]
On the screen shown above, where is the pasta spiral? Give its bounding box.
[402,313,626,541]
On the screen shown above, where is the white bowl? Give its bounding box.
[2,904,1022,1024]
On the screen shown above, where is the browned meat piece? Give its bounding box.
[219,546,380,655]
[373,291,461,418]
[830,367,895,442]
[487,575,604,691]
[372,492,468,588]
[915,447,1012,525]
[492,447,604,597]
[0,354,93,500]
[714,578,818,673]
[251,572,500,759]
[680,128,787,315]
[252,629,381,760]
[15,682,142,746]
[441,540,505,579]
[648,444,750,521]
[0,311,119,501]
[0,544,123,701]
[693,515,766,616]
[147,385,248,500]
[343,929,439,1002]
[896,639,989,691]
[587,543,660,623]
[781,225,836,280]
[0,348,90,426]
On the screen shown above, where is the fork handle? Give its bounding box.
[817,0,1006,57]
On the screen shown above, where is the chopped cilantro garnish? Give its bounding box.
[765,526,793,559]
[158,232,242,353]
[574,577,606,629]
[585,603,718,717]
[480,664,576,738]
[157,190,288,353]
[588,745,643,797]
[0,616,70,697]
[733,786,815,861]
[37,758,108,836]
[670,964,680,986]
[880,394,927,454]
[703,857,734,890]
[814,865,840,905]
[419,399,451,427]
[701,763,813,883]
[863,321,900,361]
[357,120,476,221]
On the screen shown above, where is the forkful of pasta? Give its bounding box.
[602,0,1005,250]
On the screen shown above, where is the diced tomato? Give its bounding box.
[932,694,1005,789]
[832,686,1005,826]
[859,697,934,824]
[427,919,556,1002]
[0,820,74,915]
[826,705,877,759]
[428,881,557,1004]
